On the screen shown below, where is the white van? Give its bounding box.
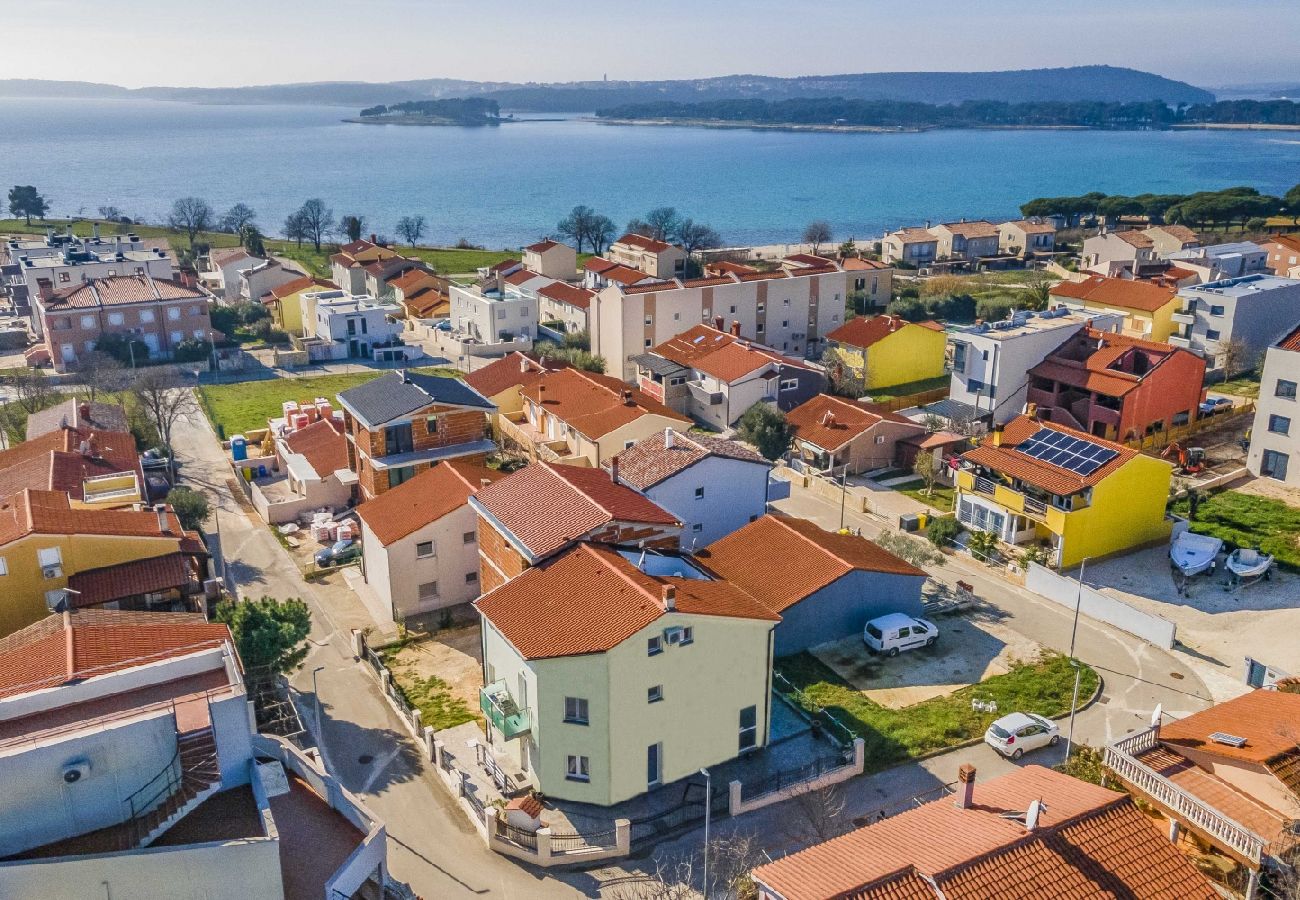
[863,613,939,657]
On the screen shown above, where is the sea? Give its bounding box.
[3,97,1299,249]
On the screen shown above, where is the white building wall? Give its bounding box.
[644,456,770,548]
[1246,343,1300,486]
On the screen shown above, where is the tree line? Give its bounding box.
[358,97,501,124]
[553,204,723,257]
[1021,183,1300,229]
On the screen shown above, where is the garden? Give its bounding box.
[1171,489,1300,570]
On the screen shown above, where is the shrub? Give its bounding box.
[736,403,792,461]
[167,486,210,531]
[966,529,1000,563]
[173,338,210,363]
[925,515,963,548]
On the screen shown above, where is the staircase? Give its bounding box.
[125,727,223,849]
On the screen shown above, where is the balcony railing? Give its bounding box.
[686,381,723,406]
[973,476,997,496]
[1106,727,1266,864]
[480,681,530,740]
[1023,495,1047,517]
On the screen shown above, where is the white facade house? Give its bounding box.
[306,291,415,361]
[1246,323,1300,486]
[1081,230,1158,274]
[1173,275,1300,373]
[235,258,303,303]
[944,308,1123,425]
[1167,242,1269,281]
[522,239,578,281]
[880,228,938,266]
[449,281,538,344]
[198,247,262,300]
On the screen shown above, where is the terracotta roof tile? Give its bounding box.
[1028,327,1197,400]
[0,427,141,502]
[26,399,128,440]
[209,247,254,267]
[464,351,570,399]
[960,415,1144,495]
[615,233,673,253]
[841,257,892,270]
[66,553,195,608]
[1277,322,1300,352]
[504,268,546,287]
[699,514,924,614]
[266,275,333,300]
[356,459,503,546]
[828,315,938,349]
[890,228,938,244]
[0,489,193,546]
[537,281,595,310]
[602,264,656,286]
[1112,229,1155,249]
[1050,275,1178,313]
[784,253,836,267]
[612,430,766,491]
[584,257,618,273]
[934,220,999,239]
[1003,219,1057,235]
[283,418,348,478]
[520,367,687,440]
[46,275,206,309]
[705,260,759,275]
[787,394,920,453]
[622,279,678,294]
[1147,224,1199,244]
[1158,688,1300,765]
[649,324,808,383]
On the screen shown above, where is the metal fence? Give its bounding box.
[628,788,729,850]
[497,820,538,851]
[549,827,619,854]
[772,671,858,747]
[463,784,487,821]
[740,751,853,803]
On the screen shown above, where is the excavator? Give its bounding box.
[1162,441,1206,475]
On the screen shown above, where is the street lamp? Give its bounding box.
[311,666,326,755]
[1065,557,1088,759]
[838,467,848,531]
[700,767,711,899]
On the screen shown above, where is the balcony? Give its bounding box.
[973,475,997,496]
[1171,311,1195,326]
[1168,334,1191,349]
[1023,495,1047,517]
[686,380,723,406]
[480,681,530,740]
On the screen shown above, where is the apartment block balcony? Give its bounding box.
[686,380,723,406]
[1171,311,1195,326]
[1026,386,1058,409]
[1168,334,1192,349]
[480,681,531,740]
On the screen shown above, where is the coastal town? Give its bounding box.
[0,183,1298,900]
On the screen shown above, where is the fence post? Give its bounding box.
[614,819,630,855]
[411,706,422,736]
[728,779,743,816]
[483,807,499,849]
[423,726,435,762]
[535,827,553,863]
[351,628,363,659]
[852,737,865,774]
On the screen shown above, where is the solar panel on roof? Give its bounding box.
[1014,427,1118,477]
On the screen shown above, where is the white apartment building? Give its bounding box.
[308,291,413,361]
[1246,323,1300,486]
[522,239,578,281]
[1174,275,1300,372]
[606,233,688,279]
[1167,241,1268,281]
[449,281,538,344]
[592,261,851,380]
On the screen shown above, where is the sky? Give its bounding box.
[2,0,1297,89]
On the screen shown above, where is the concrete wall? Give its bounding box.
[644,456,770,549]
[1026,562,1176,648]
[775,571,926,656]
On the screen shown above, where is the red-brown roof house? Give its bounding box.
[786,393,925,474]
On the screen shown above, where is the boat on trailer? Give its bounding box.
[1169,532,1223,577]
[1225,547,1273,587]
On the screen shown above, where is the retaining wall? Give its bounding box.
[1025,562,1176,649]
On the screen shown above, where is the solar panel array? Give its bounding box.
[1016,427,1118,476]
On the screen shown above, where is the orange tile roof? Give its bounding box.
[1028,327,1190,399]
[622,279,679,294]
[521,367,688,440]
[650,323,807,383]
[504,268,546,287]
[472,461,679,562]
[612,430,766,491]
[584,257,618,273]
[1266,233,1300,255]
[0,488,193,546]
[699,514,924,614]
[0,426,141,501]
[784,253,836,267]
[935,220,999,239]
[827,314,940,349]
[615,232,673,253]
[1050,274,1178,313]
[356,459,504,545]
[388,268,441,295]
[1147,224,1199,244]
[475,543,777,660]
[209,247,254,267]
[1111,229,1155,249]
[283,418,347,478]
[787,394,919,453]
[841,256,892,270]
[1277,322,1300,352]
[1003,219,1057,235]
[1158,689,1300,766]
[960,415,1143,495]
[266,275,333,300]
[752,765,1215,900]
[705,260,759,275]
[524,239,563,253]
[66,553,195,608]
[464,351,570,399]
[537,281,595,310]
[46,275,206,309]
[890,227,937,244]
[602,264,655,286]
[0,609,231,700]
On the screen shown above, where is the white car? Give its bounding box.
[984,712,1060,759]
[863,613,939,657]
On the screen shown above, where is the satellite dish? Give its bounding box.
[1150,704,1163,728]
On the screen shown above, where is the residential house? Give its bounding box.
[335,370,496,500]
[0,424,144,508]
[1174,274,1300,372]
[825,314,946,391]
[1050,274,1182,341]
[592,259,853,378]
[232,258,303,305]
[475,258,523,281]
[1168,241,1269,281]
[633,323,826,429]
[35,275,213,372]
[329,238,401,294]
[752,764,1216,900]
[449,281,538,345]
[928,220,1001,261]
[522,239,578,280]
[199,246,261,300]
[606,233,688,279]
[251,418,354,524]
[1246,322,1300,485]
[1105,689,1300,895]
[259,275,333,337]
[362,255,430,300]
[1144,223,1201,257]
[474,542,778,805]
[511,366,690,466]
[997,219,1057,257]
[354,460,503,623]
[25,398,127,441]
[582,257,659,292]
[307,292,414,362]
[942,307,1124,426]
[701,514,925,655]
[841,257,893,310]
[1261,233,1300,277]
[1026,328,1206,441]
[390,268,452,319]
[611,429,774,548]
[0,609,391,900]
[880,228,938,266]
[463,351,571,435]
[469,461,681,592]
[537,281,595,335]
[1081,229,1158,274]
[0,489,209,637]
[786,393,925,475]
[955,414,1173,568]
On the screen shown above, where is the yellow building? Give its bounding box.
[1049,275,1183,342]
[260,275,334,336]
[954,415,1172,568]
[824,315,946,391]
[0,490,207,637]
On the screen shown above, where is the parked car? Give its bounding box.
[863,613,939,657]
[984,712,1060,759]
[1199,397,1233,416]
[314,538,360,568]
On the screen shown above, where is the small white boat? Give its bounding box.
[1226,547,1273,583]
[1169,532,1223,577]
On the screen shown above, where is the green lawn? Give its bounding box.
[776,650,1097,773]
[866,374,951,402]
[1170,490,1300,569]
[892,479,956,512]
[1209,373,1261,398]
[198,367,460,437]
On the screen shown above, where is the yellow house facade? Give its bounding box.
[955,416,1172,569]
[262,276,333,337]
[825,315,946,390]
[1050,276,1182,342]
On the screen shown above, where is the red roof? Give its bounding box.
[0,609,231,700]
[0,489,193,546]
[1278,322,1300,352]
[1028,327,1194,399]
[650,324,806,383]
[584,257,618,273]
[602,264,655,286]
[827,315,941,349]
[472,462,679,562]
[784,253,836,267]
[1050,275,1178,313]
[524,239,563,253]
[961,415,1143,495]
[66,553,195,608]
[1158,689,1300,766]
[283,419,348,478]
[0,426,141,503]
[752,765,1216,900]
[475,543,777,660]
[787,394,920,454]
[356,459,504,545]
[615,232,673,253]
[612,430,766,491]
[45,275,206,309]
[537,281,595,311]
[265,275,333,301]
[464,351,570,399]
[934,220,999,239]
[520,367,688,440]
[699,514,924,614]
[504,268,545,287]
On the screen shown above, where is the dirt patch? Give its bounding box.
[1234,475,1300,507]
[383,624,483,714]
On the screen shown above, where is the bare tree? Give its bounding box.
[71,350,129,402]
[130,368,199,479]
[340,214,366,243]
[642,207,683,242]
[97,205,124,222]
[283,211,308,247]
[803,220,834,255]
[556,205,598,253]
[293,199,335,251]
[677,219,722,255]
[782,783,850,846]
[617,832,764,900]
[3,367,57,414]
[396,215,427,246]
[590,214,616,255]
[1217,336,1256,381]
[167,197,215,247]
[218,203,257,234]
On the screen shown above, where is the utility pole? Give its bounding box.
[700,767,711,899]
[1065,557,1088,759]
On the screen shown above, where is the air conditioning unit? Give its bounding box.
[42,566,62,579]
[61,759,92,784]
[663,626,686,645]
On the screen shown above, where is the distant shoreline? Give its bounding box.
[342,116,565,126]
[586,117,1159,134]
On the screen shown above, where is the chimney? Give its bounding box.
[45,225,54,242]
[79,401,91,423]
[664,427,674,449]
[155,505,170,533]
[369,234,377,244]
[92,222,101,240]
[730,320,741,336]
[1026,402,1038,419]
[1024,799,1046,831]
[713,315,724,331]
[661,584,676,611]
[78,439,91,457]
[480,478,491,489]
[991,425,1004,448]
[520,355,529,374]
[622,389,634,406]
[610,455,620,484]
[955,763,976,809]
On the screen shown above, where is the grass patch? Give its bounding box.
[393,672,476,732]
[866,374,951,402]
[198,367,460,437]
[1170,489,1300,569]
[1209,373,1261,398]
[776,650,1097,773]
[893,479,956,512]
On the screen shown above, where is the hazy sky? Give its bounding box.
[3,0,1297,89]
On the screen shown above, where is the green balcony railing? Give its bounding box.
[480,681,531,740]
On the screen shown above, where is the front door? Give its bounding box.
[647,742,661,788]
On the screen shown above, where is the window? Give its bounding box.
[1209,305,1225,316]
[832,313,839,322]
[139,309,155,323]
[644,315,653,326]
[1277,380,1298,400]
[0,556,7,576]
[757,303,765,314]
[463,530,476,544]
[739,705,758,751]
[1206,329,1221,341]
[1268,414,1291,436]
[951,342,967,373]
[38,546,63,577]
[565,755,590,782]
[645,339,652,348]
[80,315,95,329]
[625,440,636,449]
[692,523,703,533]
[967,378,985,394]
[673,312,680,321]
[647,636,663,656]
[781,320,789,328]
[679,626,693,645]
[416,541,435,559]
[426,416,438,434]
[647,743,662,788]
[1172,410,1190,426]
[1261,450,1289,481]
[385,422,414,455]
[756,323,764,333]
[496,308,506,320]
[59,271,71,283]
[418,581,439,601]
[694,486,705,499]
[192,329,205,340]
[780,378,798,391]
[168,307,181,320]
[170,330,184,344]
[702,308,711,318]
[107,312,124,326]
[729,305,736,314]
[648,685,663,703]
[465,571,478,585]
[563,697,589,725]
[875,434,886,444]
[388,465,416,488]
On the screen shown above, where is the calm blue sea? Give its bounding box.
[3,98,1299,249]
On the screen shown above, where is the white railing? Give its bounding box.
[1106,727,1266,863]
